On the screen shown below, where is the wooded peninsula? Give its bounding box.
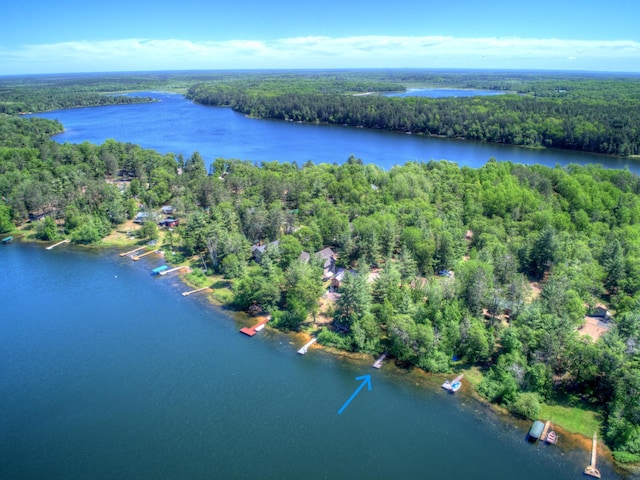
[1,70,640,466]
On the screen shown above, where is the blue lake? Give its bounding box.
[7,93,637,479]
[0,243,629,479]
[385,88,507,98]
[32,91,638,173]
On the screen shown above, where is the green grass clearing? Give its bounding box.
[538,402,601,438]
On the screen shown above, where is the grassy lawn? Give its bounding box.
[538,402,601,437]
[461,365,484,387]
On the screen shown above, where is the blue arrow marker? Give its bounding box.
[338,374,372,415]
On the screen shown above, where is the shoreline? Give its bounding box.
[8,232,639,474]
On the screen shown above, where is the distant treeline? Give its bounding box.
[187,71,640,156]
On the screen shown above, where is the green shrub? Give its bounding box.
[317,327,354,351]
[509,392,541,420]
[612,450,640,463]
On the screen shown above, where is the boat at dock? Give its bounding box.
[539,420,558,444]
[441,374,463,393]
[151,265,168,275]
[528,420,545,441]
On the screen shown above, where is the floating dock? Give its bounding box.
[159,265,187,276]
[372,352,387,369]
[240,318,270,337]
[181,286,208,297]
[45,239,70,250]
[297,338,317,355]
[441,374,463,393]
[584,433,601,478]
[132,249,158,261]
[151,265,168,275]
[119,246,145,257]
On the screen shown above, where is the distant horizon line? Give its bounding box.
[3,67,640,79]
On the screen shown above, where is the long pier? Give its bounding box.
[297,338,317,355]
[45,239,70,250]
[372,352,387,368]
[159,265,187,276]
[584,432,601,478]
[181,286,209,297]
[132,249,159,261]
[119,246,145,257]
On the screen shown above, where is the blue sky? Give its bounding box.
[2,0,639,74]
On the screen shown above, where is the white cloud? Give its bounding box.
[1,35,639,74]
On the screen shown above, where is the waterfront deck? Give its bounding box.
[540,420,551,441]
[132,249,159,261]
[297,337,317,355]
[584,433,601,478]
[372,352,387,369]
[441,374,463,392]
[119,246,145,257]
[45,239,70,250]
[240,318,270,337]
[159,265,187,276]
[181,286,209,297]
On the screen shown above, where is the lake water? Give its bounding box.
[385,88,506,98]
[31,91,639,173]
[9,93,637,478]
[0,243,629,479]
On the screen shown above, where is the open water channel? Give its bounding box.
[3,92,637,479]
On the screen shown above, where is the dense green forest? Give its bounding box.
[2,71,640,464]
[186,70,640,156]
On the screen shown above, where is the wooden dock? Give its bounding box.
[584,432,601,478]
[297,338,317,355]
[372,352,387,368]
[119,246,145,257]
[159,265,187,276]
[540,420,551,441]
[45,239,70,250]
[132,249,159,261]
[181,286,208,297]
[240,318,270,337]
[441,374,463,392]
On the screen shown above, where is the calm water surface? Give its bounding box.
[385,88,507,98]
[0,244,630,479]
[11,93,637,478]
[32,92,638,173]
